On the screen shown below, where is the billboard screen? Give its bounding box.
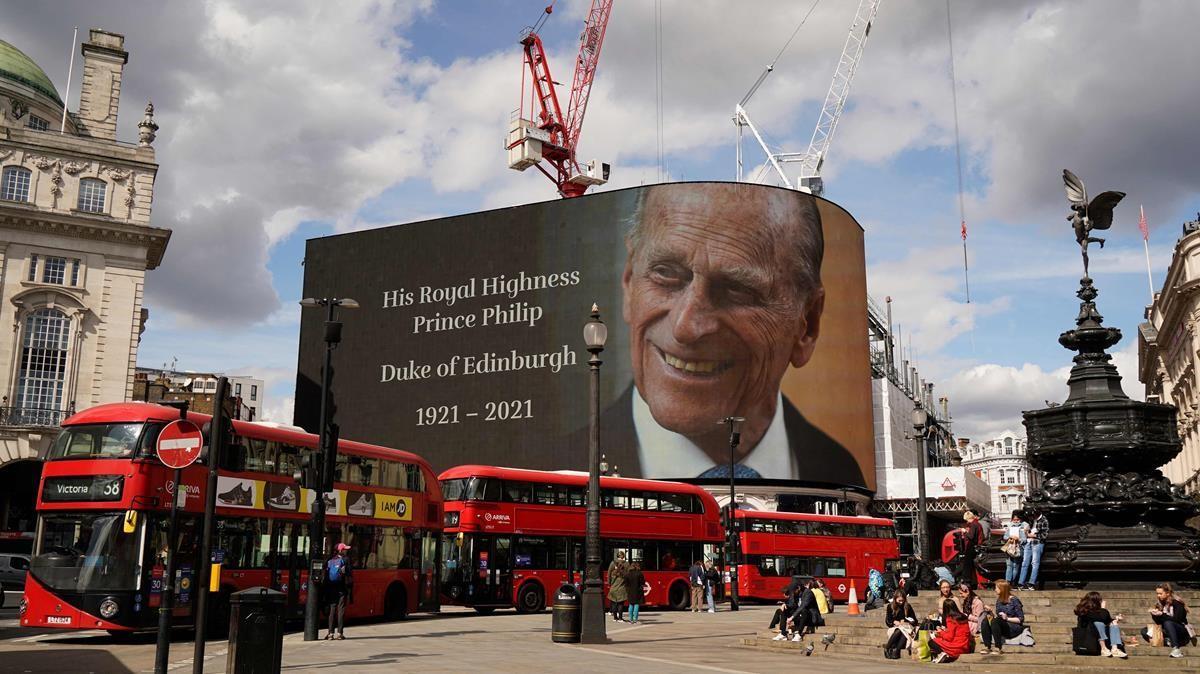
[296,182,874,489]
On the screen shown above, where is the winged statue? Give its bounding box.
[1063,169,1125,276]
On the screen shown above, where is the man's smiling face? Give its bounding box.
[622,184,823,438]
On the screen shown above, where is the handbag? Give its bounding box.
[1002,539,1022,559]
[1072,626,1100,656]
[1143,623,1164,647]
[914,629,931,662]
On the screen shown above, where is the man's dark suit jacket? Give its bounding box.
[571,385,866,487]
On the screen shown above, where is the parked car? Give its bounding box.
[0,553,30,591]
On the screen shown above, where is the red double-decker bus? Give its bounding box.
[734,510,899,602]
[439,465,723,613]
[21,402,442,633]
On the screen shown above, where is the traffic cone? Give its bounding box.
[846,580,861,616]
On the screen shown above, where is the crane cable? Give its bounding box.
[946,0,970,305]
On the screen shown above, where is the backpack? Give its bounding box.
[327,556,346,583]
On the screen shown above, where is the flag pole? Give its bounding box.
[1140,205,1155,304]
[60,26,78,134]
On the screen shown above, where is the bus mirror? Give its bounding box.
[123,510,138,533]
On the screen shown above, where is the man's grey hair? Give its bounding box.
[624,184,824,301]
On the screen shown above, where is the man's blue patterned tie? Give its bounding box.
[698,463,762,479]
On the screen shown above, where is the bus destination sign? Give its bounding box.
[42,475,124,502]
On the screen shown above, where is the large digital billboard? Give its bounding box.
[296,182,874,489]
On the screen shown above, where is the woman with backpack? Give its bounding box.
[323,542,353,640]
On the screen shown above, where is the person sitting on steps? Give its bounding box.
[1074,591,1127,658]
[883,590,917,659]
[930,599,972,663]
[979,579,1025,654]
[1149,582,1190,659]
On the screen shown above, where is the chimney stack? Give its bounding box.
[76,29,128,141]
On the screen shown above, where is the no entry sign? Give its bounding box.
[157,419,204,469]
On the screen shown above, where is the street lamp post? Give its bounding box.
[300,296,359,642]
[581,305,608,644]
[911,403,930,561]
[721,416,744,611]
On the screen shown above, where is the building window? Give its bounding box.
[26,115,49,132]
[16,308,71,417]
[1001,495,1008,507]
[41,256,67,285]
[27,254,38,281]
[235,383,242,396]
[71,259,80,286]
[250,385,257,401]
[77,178,106,213]
[2,166,32,202]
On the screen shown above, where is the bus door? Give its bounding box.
[271,520,303,616]
[472,535,512,604]
[146,514,200,618]
[418,531,440,612]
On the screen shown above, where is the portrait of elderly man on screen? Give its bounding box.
[594,183,864,486]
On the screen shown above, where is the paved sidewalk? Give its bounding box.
[0,604,927,673]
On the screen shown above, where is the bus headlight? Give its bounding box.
[99,598,119,619]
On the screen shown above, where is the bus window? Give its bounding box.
[243,437,273,473]
[214,517,269,568]
[534,484,564,505]
[611,491,630,509]
[275,443,300,478]
[501,481,530,503]
[566,486,586,507]
[644,495,659,511]
[514,536,552,568]
[659,493,687,513]
[630,493,645,510]
[47,423,145,460]
[442,478,469,501]
[377,527,403,568]
[469,478,501,501]
[349,457,378,486]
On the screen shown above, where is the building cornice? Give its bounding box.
[0,205,170,269]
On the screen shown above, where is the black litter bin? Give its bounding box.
[226,586,286,674]
[551,583,581,643]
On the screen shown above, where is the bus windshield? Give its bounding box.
[31,513,142,592]
[46,423,148,460]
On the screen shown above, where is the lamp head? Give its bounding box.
[335,298,360,309]
[299,297,323,308]
[911,405,928,430]
[583,304,608,350]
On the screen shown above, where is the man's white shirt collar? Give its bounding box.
[632,389,795,479]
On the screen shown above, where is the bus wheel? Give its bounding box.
[473,606,497,615]
[384,583,408,621]
[515,582,545,614]
[668,581,690,611]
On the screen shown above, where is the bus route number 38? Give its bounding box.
[416,400,532,426]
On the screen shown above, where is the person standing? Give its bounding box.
[957,511,986,589]
[323,542,353,640]
[625,562,647,624]
[688,559,705,612]
[1003,512,1028,584]
[979,579,1025,654]
[1149,582,1190,658]
[703,560,720,613]
[1074,591,1127,658]
[607,551,629,621]
[1020,509,1048,590]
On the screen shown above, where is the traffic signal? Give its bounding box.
[321,423,340,492]
[294,453,319,490]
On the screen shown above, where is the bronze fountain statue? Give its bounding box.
[978,170,1200,588]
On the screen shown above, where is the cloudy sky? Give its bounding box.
[4,0,1199,441]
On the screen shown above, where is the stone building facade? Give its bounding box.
[0,30,169,534]
[1139,214,1200,495]
[960,431,1039,525]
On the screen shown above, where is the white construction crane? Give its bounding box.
[735,0,880,196]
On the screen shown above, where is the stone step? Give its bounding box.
[742,635,1200,668]
[754,630,1184,656]
[737,638,1190,674]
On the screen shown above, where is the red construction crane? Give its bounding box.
[507,0,613,198]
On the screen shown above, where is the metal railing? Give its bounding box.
[0,405,71,428]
